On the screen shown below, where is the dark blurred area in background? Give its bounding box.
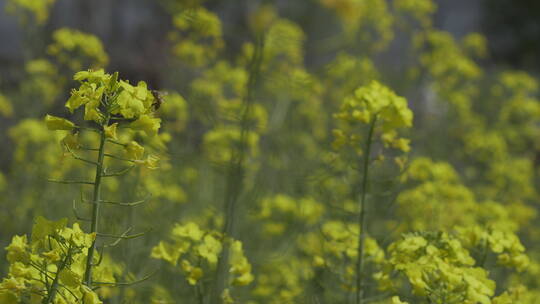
[0,0,171,88]
[482,0,540,71]
[1,0,538,85]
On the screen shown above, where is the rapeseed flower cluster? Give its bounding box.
[0,217,121,303]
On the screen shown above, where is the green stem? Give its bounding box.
[356,116,377,304]
[43,245,72,304]
[84,117,109,286]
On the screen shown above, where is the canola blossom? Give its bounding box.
[333,81,413,154]
[0,217,119,303]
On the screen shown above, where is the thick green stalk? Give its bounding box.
[355,117,377,304]
[84,118,109,286]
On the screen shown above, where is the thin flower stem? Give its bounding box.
[73,200,91,221]
[109,117,134,121]
[104,153,136,163]
[97,231,147,239]
[90,246,105,267]
[356,116,378,304]
[92,271,156,287]
[65,145,99,165]
[103,228,133,248]
[99,197,149,207]
[101,166,134,177]
[44,245,73,304]
[107,139,127,147]
[48,179,94,185]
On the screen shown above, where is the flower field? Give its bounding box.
[0,0,539,303]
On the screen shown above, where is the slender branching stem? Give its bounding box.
[356,116,377,304]
[99,199,147,207]
[48,179,94,185]
[101,166,134,177]
[92,270,155,287]
[84,116,110,286]
[106,139,127,147]
[72,200,91,221]
[97,231,146,239]
[103,153,136,163]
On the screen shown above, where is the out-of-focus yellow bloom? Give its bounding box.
[47,28,109,70]
[151,222,254,288]
[333,81,413,154]
[5,0,56,24]
[125,141,145,160]
[1,216,120,303]
[391,296,409,304]
[45,114,75,131]
[0,94,13,117]
[129,114,162,137]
